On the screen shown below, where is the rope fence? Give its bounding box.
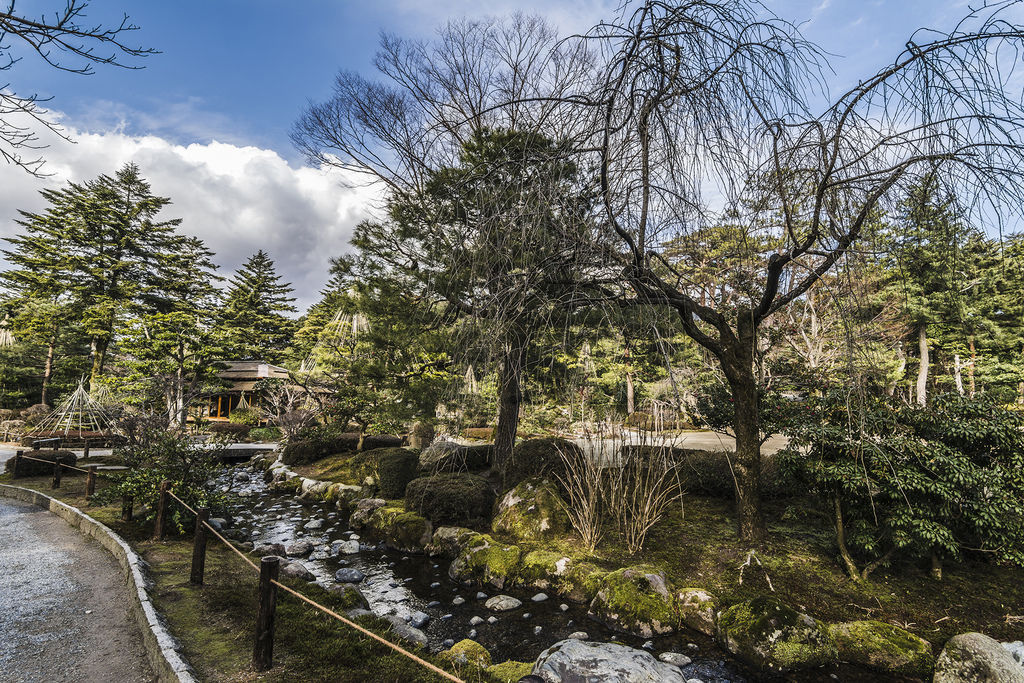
[7,449,468,681]
[162,490,465,682]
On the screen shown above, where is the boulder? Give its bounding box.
[285,540,314,557]
[366,506,432,553]
[559,562,607,604]
[588,566,678,637]
[382,615,428,648]
[716,597,837,673]
[419,440,493,473]
[485,595,523,612]
[506,438,580,487]
[440,638,492,668]
[280,561,316,582]
[676,588,718,637]
[491,477,571,542]
[532,639,686,683]
[334,568,365,583]
[6,449,76,476]
[252,543,286,557]
[934,632,1024,683]
[518,550,572,590]
[448,533,522,589]
[830,620,934,678]
[349,498,387,528]
[408,421,435,450]
[331,539,360,555]
[428,526,476,557]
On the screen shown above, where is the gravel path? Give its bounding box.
[0,497,154,683]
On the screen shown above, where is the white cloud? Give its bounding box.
[0,119,380,312]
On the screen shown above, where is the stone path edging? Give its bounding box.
[0,484,198,683]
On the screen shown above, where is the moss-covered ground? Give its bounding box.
[0,471,492,682]
[504,494,1022,648]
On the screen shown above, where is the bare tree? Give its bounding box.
[565,0,1024,541]
[1,0,153,175]
[293,15,597,475]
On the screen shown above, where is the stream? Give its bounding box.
[217,463,749,682]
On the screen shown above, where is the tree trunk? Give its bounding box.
[40,330,57,406]
[834,495,861,582]
[625,371,635,415]
[725,310,766,543]
[953,353,964,395]
[916,326,929,407]
[89,335,109,392]
[968,336,976,397]
[494,340,525,480]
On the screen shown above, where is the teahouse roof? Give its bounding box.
[216,361,289,382]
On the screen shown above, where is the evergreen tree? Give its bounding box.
[216,250,297,363]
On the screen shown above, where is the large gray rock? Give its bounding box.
[485,595,522,612]
[280,561,316,582]
[934,633,1024,683]
[349,498,387,528]
[334,568,365,583]
[532,639,686,683]
[383,615,428,648]
[285,540,314,556]
[716,597,837,673]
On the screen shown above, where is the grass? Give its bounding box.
[0,471,482,683]
[508,492,1022,647]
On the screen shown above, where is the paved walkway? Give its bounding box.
[0,497,153,682]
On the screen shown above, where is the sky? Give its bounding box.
[0,0,997,311]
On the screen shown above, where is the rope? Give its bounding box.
[17,453,92,474]
[270,579,465,683]
[164,489,463,682]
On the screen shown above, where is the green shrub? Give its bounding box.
[420,441,493,473]
[405,473,495,526]
[368,447,420,498]
[362,434,403,450]
[248,426,282,442]
[6,449,76,476]
[507,437,579,487]
[228,407,262,426]
[781,392,1024,577]
[209,422,250,438]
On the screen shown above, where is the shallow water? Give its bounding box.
[218,465,750,681]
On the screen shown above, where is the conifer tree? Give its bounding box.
[216,250,297,363]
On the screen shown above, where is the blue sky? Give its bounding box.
[0,0,1000,309]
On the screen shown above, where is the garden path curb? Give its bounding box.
[0,484,198,683]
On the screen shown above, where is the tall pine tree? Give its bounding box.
[216,250,296,363]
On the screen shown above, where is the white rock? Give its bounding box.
[658,652,693,668]
[485,595,522,612]
[533,639,686,683]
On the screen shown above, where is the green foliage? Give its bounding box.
[216,250,296,363]
[248,426,282,442]
[228,407,261,426]
[781,392,1024,570]
[98,430,227,532]
[364,447,420,498]
[696,381,804,442]
[405,473,496,526]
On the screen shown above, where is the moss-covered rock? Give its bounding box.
[559,561,608,604]
[588,566,679,638]
[934,632,1024,683]
[448,533,522,589]
[405,473,495,526]
[358,447,420,498]
[408,421,435,450]
[491,477,571,542]
[324,583,370,611]
[717,596,838,673]
[506,438,579,487]
[349,498,387,529]
[518,550,572,590]
[428,526,476,557]
[439,638,491,668]
[830,620,934,678]
[677,588,718,637]
[485,660,533,682]
[367,506,433,553]
[419,440,493,473]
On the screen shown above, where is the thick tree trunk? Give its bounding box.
[494,341,525,480]
[916,326,929,407]
[953,353,964,395]
[724,309,766,543]
[40,330,57,406]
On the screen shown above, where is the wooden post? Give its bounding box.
[12,451,22,478]
[154,480,171,541]
[121,495,134,521]
[190,507,210,585]
[32,440,39,450]
[85,466,97,498]
[83,441,91,459]
[51,460,62,489]
[253,556,279,671]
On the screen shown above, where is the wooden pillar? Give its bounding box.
[121,496,134,521]
[85,466,97,498]
[153,480,171,541]
[83,441,91,459]
[51,460,62,489]
[253,556,280,671]
[190,508,210,585]
[12,451,22,478]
